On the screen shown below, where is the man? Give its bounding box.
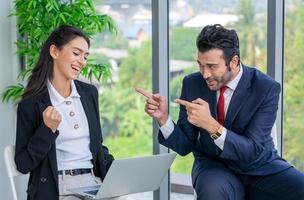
[136,24,304,200]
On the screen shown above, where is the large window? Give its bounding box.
[283,0,304,172]
[89,1,297,200]
[92,1,153,160]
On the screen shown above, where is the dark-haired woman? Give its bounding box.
[15,25,114,200]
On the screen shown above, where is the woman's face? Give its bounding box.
[50,36,89,81]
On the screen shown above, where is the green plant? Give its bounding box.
[2,0,116,102]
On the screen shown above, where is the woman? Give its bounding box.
[15,25,114,200]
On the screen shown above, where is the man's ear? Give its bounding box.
[49,44,59,59]
[230,55,239,69]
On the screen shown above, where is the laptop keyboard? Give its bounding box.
[84,189,99,196]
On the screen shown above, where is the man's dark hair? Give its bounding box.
[196,24,240,66]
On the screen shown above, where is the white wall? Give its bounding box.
[0,0,25,199]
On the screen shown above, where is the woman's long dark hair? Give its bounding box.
[22,24,90,100]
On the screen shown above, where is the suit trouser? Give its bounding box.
[194,166,304,200]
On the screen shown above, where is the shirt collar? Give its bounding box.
[70,80,81,98]
[47,80,80,106]
[226,63,243,91]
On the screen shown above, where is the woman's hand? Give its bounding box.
[43,106,62,133]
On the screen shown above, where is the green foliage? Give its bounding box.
[283,1,304,171]
[170,27,200,61]
[2,0,116,102]
[104,132,152,158]
[1,84,24,103]
[170,75,184,121]
[100,40,152,138]
[119,41,152,88]
[170,67,197,121]
[233,0,267,70]
[82,62,111,83]
[92,30,129,49]
[171,154,193,174]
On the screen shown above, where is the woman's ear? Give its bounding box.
[49,44,59,59]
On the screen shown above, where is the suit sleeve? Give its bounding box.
[219,82,280,164]
[159,77,199,156]
[15,101,58,174]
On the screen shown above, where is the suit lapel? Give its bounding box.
[198,78,217,119]
[75,82,98,159]
[225,66,252,129]
[208,91,217,119]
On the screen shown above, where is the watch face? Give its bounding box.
[211,134,218,140]
[211,131,221,140]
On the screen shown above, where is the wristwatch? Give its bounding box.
[210,125,224,140]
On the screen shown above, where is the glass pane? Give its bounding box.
[93,1,152,159]
[283,0,304,172]
[169,0,267,176]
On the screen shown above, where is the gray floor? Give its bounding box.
[125,191,194,200]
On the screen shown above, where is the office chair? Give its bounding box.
[3,145,24,200]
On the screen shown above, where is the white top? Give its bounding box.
[160,64,243,150]
[47,80,93,170]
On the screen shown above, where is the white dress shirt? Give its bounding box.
[47,80,93,170]
[160,65,243,150]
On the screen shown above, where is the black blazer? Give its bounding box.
[15,80,114,200]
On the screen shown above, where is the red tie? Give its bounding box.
[217,86,228,125]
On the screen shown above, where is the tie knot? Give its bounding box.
[220,86,228,94]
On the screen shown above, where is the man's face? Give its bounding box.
[197,48,238,91]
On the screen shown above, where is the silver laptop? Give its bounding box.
[68,153,176,199]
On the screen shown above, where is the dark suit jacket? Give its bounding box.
[15,80,114,200]
[159,65,291,186]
